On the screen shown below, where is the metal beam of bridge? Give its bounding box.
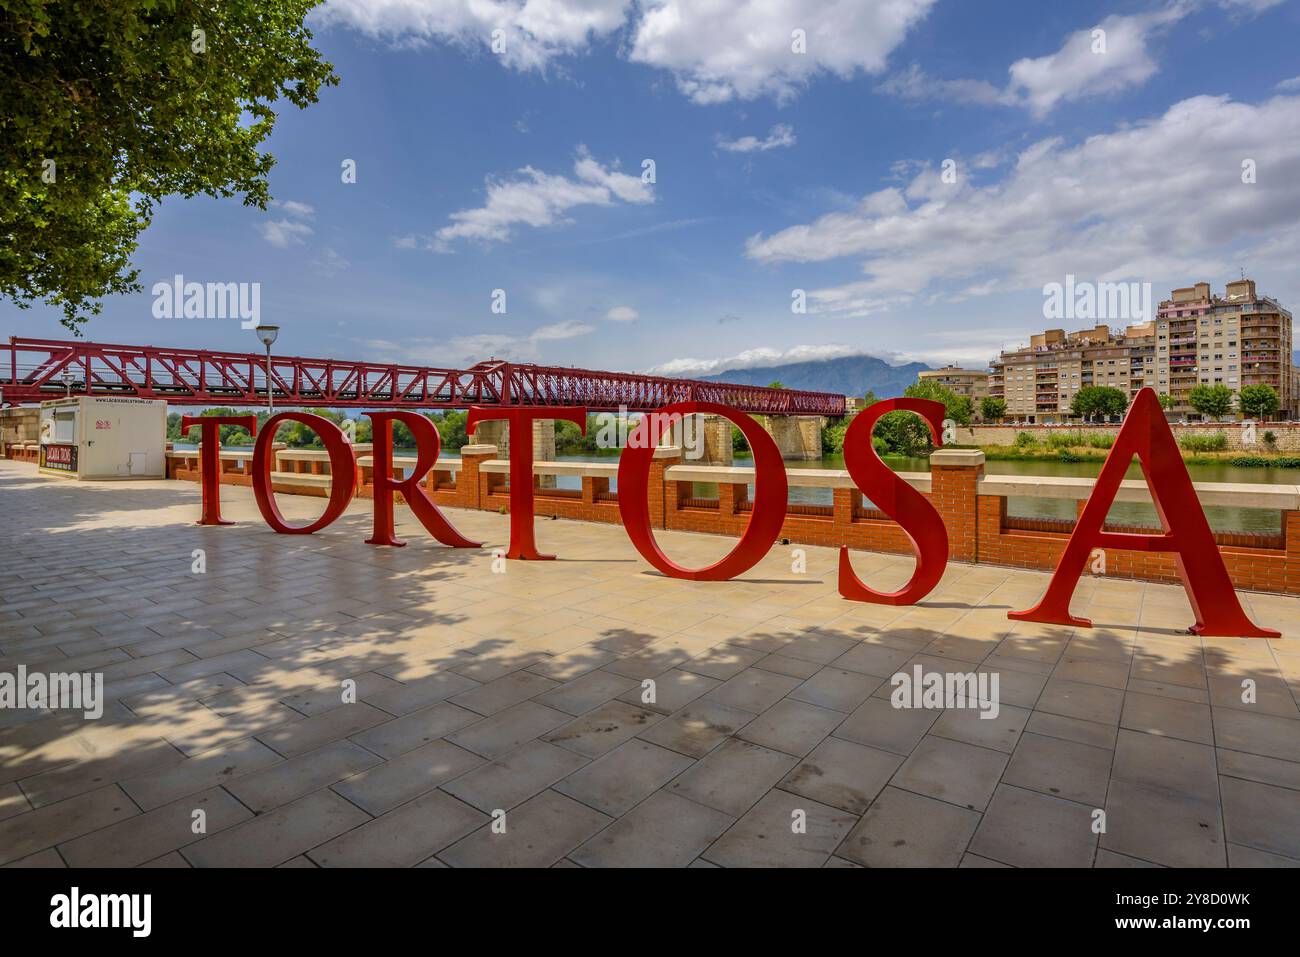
[1,337,848,416]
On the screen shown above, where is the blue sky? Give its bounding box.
[6,0,1300,377]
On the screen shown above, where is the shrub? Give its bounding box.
[1014,431,1038,449]
[1178,431,1228,452]
[1229,455,1300,468]
[1056,449,1082,463]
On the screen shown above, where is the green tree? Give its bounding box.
[871,379,970,456]
[1070,386,1127,421]
[2,1,337,331]
[980,396,1007,422]
[766,380,786,389]
[1157,392,1175,411]
[1188,384,1234,420]
[1238,384,1280,422]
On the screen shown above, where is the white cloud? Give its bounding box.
[605,305,638,321]
[629,0,937,104]
[1277,75,1300,92]
[880,6,1190,117]
[717,124,797,153]
[428,147,653,250]
[275,199,316,218]
[259,219,314,248]
[318,0,936,104]
[746,93,1300,317]
[363,318,596,366]
[648,344,864,376]
[314,0,630,71]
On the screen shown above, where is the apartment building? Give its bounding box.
[1153,279,1294,417]
[988,279,1299,422]
[917,365,989,401]
[988,323,1151,423]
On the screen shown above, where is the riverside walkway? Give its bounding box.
[0,458,1297,867]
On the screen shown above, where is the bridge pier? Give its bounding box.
[470,417,557,487]
[759,415,825,461]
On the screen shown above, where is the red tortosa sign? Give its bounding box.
[181,387,1279,639]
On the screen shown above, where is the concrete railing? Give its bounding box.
[163,444,1300,594]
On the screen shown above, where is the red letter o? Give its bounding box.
[252,413,356,534]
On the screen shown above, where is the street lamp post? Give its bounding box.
[61,369,73,397]
[255,325,280,414]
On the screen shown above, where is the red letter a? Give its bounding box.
[1010,388,1278,637]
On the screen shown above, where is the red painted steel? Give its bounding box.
[1009,388,1279,637]
[1,337,847,416]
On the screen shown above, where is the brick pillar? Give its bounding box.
[457,444,496,510]
[719,481,747,515]
[929,448,983,564]
[648,446,682,529]
[833,487,858,528]
[583,476,609,504]
[1285,510,1300,595]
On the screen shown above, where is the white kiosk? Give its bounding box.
[38,397,167,480]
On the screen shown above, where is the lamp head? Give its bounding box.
[255,324,280,348]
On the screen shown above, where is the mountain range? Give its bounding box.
[698,354,932,398]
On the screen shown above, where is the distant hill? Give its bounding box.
[698,354,932,398]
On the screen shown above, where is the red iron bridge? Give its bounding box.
[1,337,847,416]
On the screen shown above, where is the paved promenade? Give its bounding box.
[1,459,1297,867]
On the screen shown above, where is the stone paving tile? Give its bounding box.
[635,698,757,760]
[449,671,560,716]
[838,787,980,868]
[832,696,940,755]
[570,791,734,868]
[183,790,371,868]
[446,701,572,759]
[224,741,381,813]
[437,789,612,867]
[780,736,903,814]
[535,669,637,716]
[617,667,719,715]
[554,739,694,817]
[254,702,389,758]
[665,738,798,817]
[366,672,482,716]
[703,789,856,868]
[1036,678,1126,725]
[1111,728,1219,804]
[60,787,252,867]
[892,735,1008,812]
[1001,732,1113,807]
[542,700,662,758]
[309,790,487,868]
[737,698,843,757]
[1220,776,1300,861]
[0,786,138,866]
[441,740,589,813]
[1119,692,1214,745]
[928,702,1029,754]
[788,667,882,713]
[16,738,185,808]
[347,702,480,759]
[1100,780,1225,868]
[970,784,1099,868]
[705,667,804,714]
[332,739,484,817]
